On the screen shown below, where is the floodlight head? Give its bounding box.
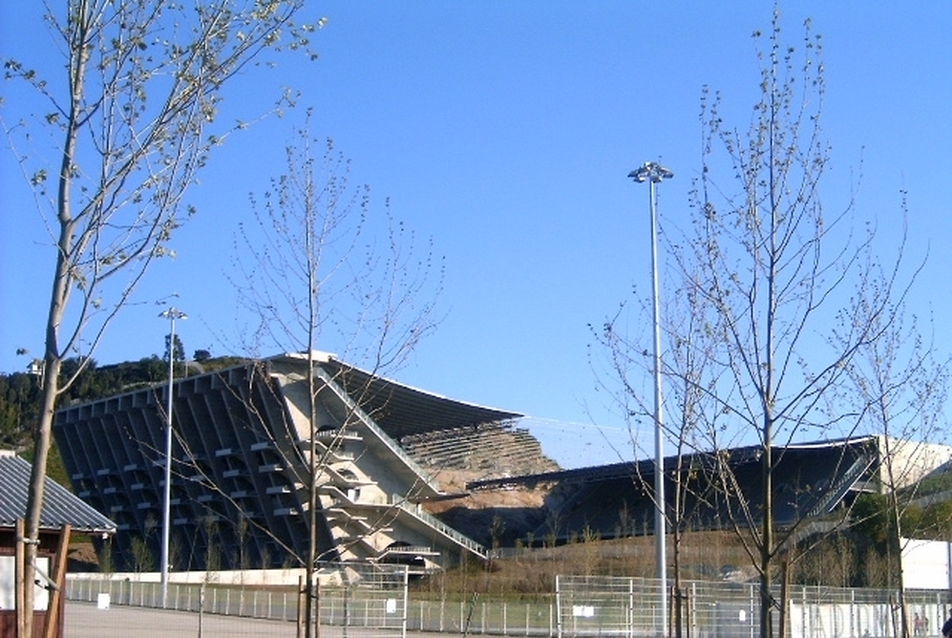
[628,168,648,183]
[158,307,188,320]
[628,161,674,184]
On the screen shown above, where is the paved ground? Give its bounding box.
[63,601,409,638]
[64,600,300,638]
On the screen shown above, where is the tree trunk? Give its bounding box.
[761,429,774,638]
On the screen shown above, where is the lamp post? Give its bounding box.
[158,307,186,608]
[628,161,673,636]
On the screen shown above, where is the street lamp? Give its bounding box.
[628,161,673,636]
[158,307,186,608]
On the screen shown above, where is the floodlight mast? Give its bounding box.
[628,161,673,637]
[158,307,186,608]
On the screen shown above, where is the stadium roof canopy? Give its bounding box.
[467,435,885,542]
[282,353,523,440]
[468,436,877,491]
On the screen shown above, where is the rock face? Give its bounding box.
[401,422,561,547]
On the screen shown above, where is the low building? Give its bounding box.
[0,451,116,638]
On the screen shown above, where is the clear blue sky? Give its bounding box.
[2,2,951,467]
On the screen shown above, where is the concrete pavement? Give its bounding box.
[64,600,298,638]
[63,601,409,638]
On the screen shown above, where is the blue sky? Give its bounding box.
[2,2,951,468]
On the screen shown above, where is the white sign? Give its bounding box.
[0,555,51,610]
[901,538,952,590]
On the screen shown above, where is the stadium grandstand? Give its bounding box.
[52,350,952,574]
[467,436,952,545]
[52,352,537,574]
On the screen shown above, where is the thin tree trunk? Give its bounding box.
[23,14,87,632]
[23,353,64,638]
[761,438,773,638]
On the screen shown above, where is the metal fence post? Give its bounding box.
[850,589,857,636]
[198,581,205,638]
[749,583,755,638]
[801,584,807,638]
[402,567,409,638]
[628,577,635,638]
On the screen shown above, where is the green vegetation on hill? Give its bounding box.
[0,354,247,453]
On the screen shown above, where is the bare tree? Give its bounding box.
[677,12,920,638]
[231,112,443,637]
[592,245,723,638]
[2,1,321,632]
[835,233,949,637]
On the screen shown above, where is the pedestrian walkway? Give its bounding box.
[64,600,298,638]
[63,600,409,638]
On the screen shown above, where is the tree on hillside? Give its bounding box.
[2,1,322,632]
[164,333,186,365]
[668,13,924,638]
[228,113,443,637]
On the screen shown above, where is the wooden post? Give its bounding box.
[16,518,26,638]
[43,524,72,638]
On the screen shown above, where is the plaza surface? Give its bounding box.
[64,601,287,637]
[63,601,405,638]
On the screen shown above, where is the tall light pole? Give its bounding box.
[158,307,186,608]
[628,161,673,637]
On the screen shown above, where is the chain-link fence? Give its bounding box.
[318,563,409,634]
[554,575,952,638]
[67,564,409,638]
[66,571,952,638]
[410,594,557,636]
[555,574,668,638]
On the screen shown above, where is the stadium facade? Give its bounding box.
[469,436,952,545]
[53,353,522,573]
[53,351,952,574]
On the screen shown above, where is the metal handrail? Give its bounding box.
[390,493,487,558]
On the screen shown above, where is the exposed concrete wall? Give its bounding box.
[67,567,338,587]
[875,436,952,491]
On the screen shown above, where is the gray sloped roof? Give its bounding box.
[0,451,116,534]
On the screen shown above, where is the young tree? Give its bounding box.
[2,1,321,632]
[835,239,949,637]
[231,112,443,637]
[592,246,724,638]
[676,12,920,638]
